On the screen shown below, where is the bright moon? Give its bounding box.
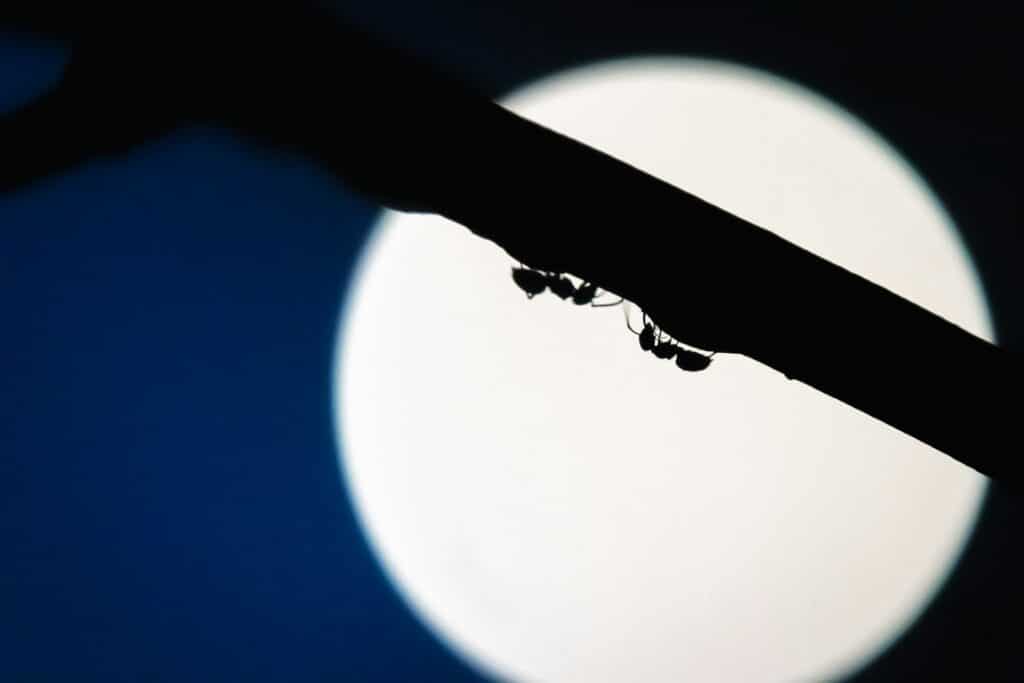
[333,59,992,682]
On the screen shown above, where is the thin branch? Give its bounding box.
[2,5,1020,485]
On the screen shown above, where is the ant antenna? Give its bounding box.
[591,296,624,307]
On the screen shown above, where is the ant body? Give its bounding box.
[675,347,714,372]
[546,273,576,300]
[511,265,547,299]
[511,265,622,307]
[627,310,715,372]
[509,267,713,372]
[570,281,621,307]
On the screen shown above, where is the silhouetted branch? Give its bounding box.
[2,4,1020,485]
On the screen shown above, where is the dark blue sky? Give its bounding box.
[0,28,485,683]
[4,5,1024,681]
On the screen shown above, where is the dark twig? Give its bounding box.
[1,4,1020,485]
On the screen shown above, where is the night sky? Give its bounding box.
[3,4,1024,681]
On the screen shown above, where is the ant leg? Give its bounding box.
[589,288,623,307]
[681,343,716,358]
[624,304,642,335]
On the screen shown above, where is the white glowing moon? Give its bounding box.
[333,59,992,682]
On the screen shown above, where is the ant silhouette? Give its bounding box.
[511,265,622,307]
[546,273,577,300]
[511,265,547,299]
[571,281,623,307]
[625,308,715,372]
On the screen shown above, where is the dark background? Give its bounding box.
[2,3,1022,680]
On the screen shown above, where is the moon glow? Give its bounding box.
[333,59,992,682]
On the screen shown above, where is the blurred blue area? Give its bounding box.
[0,30,66,111]
[0,34,483,680]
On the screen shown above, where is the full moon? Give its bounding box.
[333,59,992,682]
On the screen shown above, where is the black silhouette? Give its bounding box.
[675,349,714,373]
[511,263,620,306]
[570,281,621,307]
[571,281,599,305]
[545,272,576,300]
[511,265,549,299]
[1,3,1021,487]
[626,310,715,371]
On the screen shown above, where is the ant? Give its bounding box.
[626,309,715,372]
[511,265,622,307]
[572,280,623,307]
[511,265,547,299]
[547,273,577,300]
[571,281,622,307]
